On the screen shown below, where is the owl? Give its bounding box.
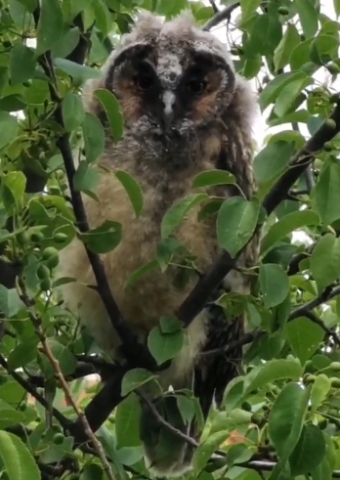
[57,11,258,478]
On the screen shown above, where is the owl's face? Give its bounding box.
[103,13,236,147]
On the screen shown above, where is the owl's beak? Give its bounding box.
[161,91,176,130]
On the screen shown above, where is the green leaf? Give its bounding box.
[121,368,157,396]
[240,0,261,22]
[36,0,64,54]
[259,263,289,309]
[217,197,260,258]
[54,58,102,83]
[193,431,230,472]
[244,359,303,395]
[62,92,85,132]
[176,394,195,424]
[125,260,159,288]
[310,233,340,292]
[259,72,309,111]
[147,325,184,366]
[260,210,320,255]
[116,446,144,467]
[94,89,124,142]
[79,220,122,254]
[0,286,25,318]
[0,112,18,150]
[247,12,282,57]
[159,316,182,334]
[274,76,312,118]
[0,430,41,480]
[296,0,318,39]
[289,425,325,475]
[92,0,112,36]
[45,339,77,377]
[310,374,331,412]
[254,141,295,184]
[8,341,38,370]
[1,171,26,213]
[9,44,36,85]
[15,0,37,12]
[161,193,208,239]
[286,317,325,365]
[73,161,100,193]
[309,35,339,66]
[273,24,300,72]
[51,26,80,59]
[0,400,25,429]
[311,457,332,480]
[311,160,340,225]
[115,170,144,217]
[82,112,105,164]
[268,382,311,461]
[82,464,104,480]
[115,393,142,448]
[192,169,236,189]
[334,0,340,17]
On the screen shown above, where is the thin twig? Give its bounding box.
[200,332,256,359]
[203,2,240,31]
[289,308,340,345]
[19,286,116,480]
[0,355,70,429]
[137,391,198,448]
[239,460,340,478]
[201,282,340,359]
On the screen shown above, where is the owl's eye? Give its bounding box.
[186,78,207,95]
[135,73,155,90]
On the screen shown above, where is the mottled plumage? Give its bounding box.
[57,11,258,477]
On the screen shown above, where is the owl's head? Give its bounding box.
[86,11,237,138]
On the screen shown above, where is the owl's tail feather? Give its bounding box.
[139,311,244,478]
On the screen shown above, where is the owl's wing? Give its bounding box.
[194,304,243,420]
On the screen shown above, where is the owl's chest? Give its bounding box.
[81,168,218,328]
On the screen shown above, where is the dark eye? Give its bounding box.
[186,77,207,95]
[135,73,155,90]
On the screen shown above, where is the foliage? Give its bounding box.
[1,0,340,480]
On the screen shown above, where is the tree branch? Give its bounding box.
[239,459,340,478]
[137,391,198,448]
[203,2,240,31]
[0,355,71,430]
[176,101,340,330]
[70,366,126,444]
[40,53,155,370]
[201,283,340,359]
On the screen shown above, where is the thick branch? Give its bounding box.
[177,101,340,330]
[41,54,155,369]
[70,366,126,444]
[263,101,340,213]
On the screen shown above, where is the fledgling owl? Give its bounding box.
[57,11,258,478]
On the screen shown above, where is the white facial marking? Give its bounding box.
[157,53,182,86]
[162,91,176,116]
